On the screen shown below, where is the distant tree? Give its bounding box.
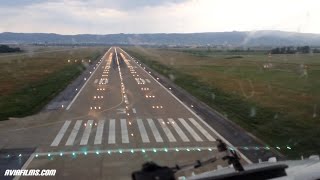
[313,48,320,53]
[300,46,310,53]
[0,45,22,53]
[270,47,280,54]
[286,46,295,54]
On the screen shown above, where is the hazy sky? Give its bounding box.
[0,0,319,34]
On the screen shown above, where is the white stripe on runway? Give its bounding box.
[51,120,71,146]
[178,118,203,142]
[147,118,163,142]
[158,119,176,142]
[108,119,116,144]
[94,120,105,144]
[135,78,140,84]
[94,79,98,83]
[66,120,82,146]
[80,120,93,145]
[146,79,151,83]
[132,108,136,114]
[121,119,129,143]
[168,118,189,142]
[137,119,150,143]
[188,118,215,141]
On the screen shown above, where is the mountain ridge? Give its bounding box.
[1,30,320,46]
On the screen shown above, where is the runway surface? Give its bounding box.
[0,47,249,179]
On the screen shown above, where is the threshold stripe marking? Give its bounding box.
[178,118,202,142]
[108,119,116,144]
[147,118,163,142]
[188,118,215,141]
[121,119,129,143]
[80,120,93,145]
[94,120,105,144]
[168,118,189,142]
[158,118,176,142]
[137,119,150,143]
[50,120,71,146]
[66,120,82,146]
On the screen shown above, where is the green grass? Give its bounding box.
[0,46,107,120]
[124,47,320,158]
[0,64,84,119]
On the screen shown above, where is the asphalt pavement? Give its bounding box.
[0,47,242,179]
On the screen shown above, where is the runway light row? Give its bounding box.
[93,96,103,99]
[84,122,97,127]
[31,145,286,158]
[152,105,163,109]
[146,95,155,98]
[67,59,91,63]
[90,106,101,110]
[97,88,106,91]
[141,87,149,91]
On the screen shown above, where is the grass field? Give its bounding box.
[0,46,107,120]
[124,46,320,158]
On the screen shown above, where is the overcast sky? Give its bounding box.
[0,0,319,34]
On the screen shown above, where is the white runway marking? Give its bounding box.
[178,118,202,142]
[121,119,129,143]
[158,118,176,142]
[132,108,136,113]
[66,120,82,146]
[137,119,150,143]
[168,118,190,142]
[94,120,105,144]
[135,78,141,84]
[94,79,98,83]
[80,120,93,145]
[145,79,151,83]
[108,119,116,144]
[51,120,71,146]
[188,118,215,141]
[147,118,163,142]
